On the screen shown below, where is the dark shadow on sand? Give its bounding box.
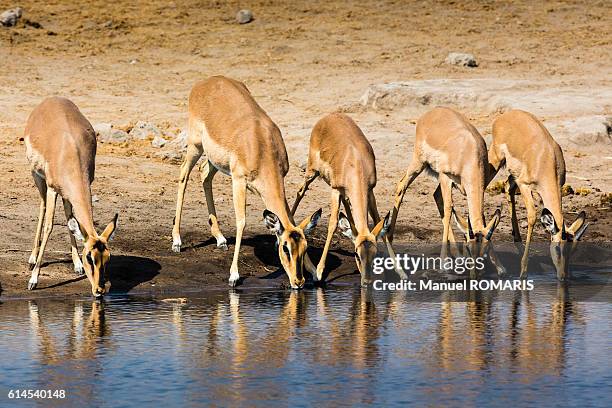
[107,255,161,293]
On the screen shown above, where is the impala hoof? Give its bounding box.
[172,238,182,253]
[28,254,37,266]
[74,262,85,276]
[217,237,228,251]
[228,271,240,287]
[28,281,37,291]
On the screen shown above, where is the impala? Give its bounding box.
[291,113,406,285]
[24,97,118,297]
[488,109,588,279]
[171,76,321,288]
[388,107,502,273]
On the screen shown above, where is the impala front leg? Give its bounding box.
[28,172,47,267]
[316,190,341,282]
[518,184,536,278]
[290,170,318,217]
[388,162,423,243]
[229,177,247,287]
[368,191,407,279]
[172,143,203,252]
[201,160,227,250]
[29,188,58,290]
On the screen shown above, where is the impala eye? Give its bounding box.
[282,244,290,258]
[86,253,94,265]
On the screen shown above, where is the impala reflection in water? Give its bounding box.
[0,287,610,407]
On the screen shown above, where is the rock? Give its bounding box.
[92,195,100,203]
[129,121,162,140]
[236,9,253,24]
[156,129,188,161]
[0,7,22,27]
[93,123,129,143]
[359,79,612,118]
[445,52,478,67]
[151,135,168,148]
[552,115,612,145]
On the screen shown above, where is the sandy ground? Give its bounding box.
[0,0,610,298]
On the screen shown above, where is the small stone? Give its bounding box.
[93,123,129,143]
[92,195,100,203]
[236,9,253,24]
[0,7,23,27]
[151,135,168,148]
[129,121,161,140]
[445,52,478,67]
[156,129,189,162]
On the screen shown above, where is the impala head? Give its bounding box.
[68,214,118,298]
[540,209,588,280]
[338,211,391,286]
[453,208,505,275]
[263,208,321,289]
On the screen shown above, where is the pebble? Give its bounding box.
[445,52,478,67]
[0,7,22,27]
[129,121,162,140]
[93,123,129,143]
[151,135,168,148]
[236,9,253,24]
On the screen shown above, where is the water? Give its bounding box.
[0,287,610,407]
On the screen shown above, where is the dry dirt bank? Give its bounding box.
[0,0,610,298]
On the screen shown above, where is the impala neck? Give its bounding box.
[347,185,370,236]
[67,180,97,239]
[465,180,486,233]
[260,178,294,229]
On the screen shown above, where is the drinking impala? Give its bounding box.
[171,76,321,288]
[24,97,118,297]
[488,109,588,279]
[291,113,405,285]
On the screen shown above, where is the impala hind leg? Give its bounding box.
[29,172,47,267]
[316,190,341,281]
[229,177,247,287]
[29,188,58,290]
[517,183,536,278]
[62,198,84,275]
[368,191,407,279]
[433,184,456,242]
[290,170,318,217]
[172,143,204,252]
[505,176,521,242]
[201,160,227,250]
[439,175,455,272]
[388,161,424,243]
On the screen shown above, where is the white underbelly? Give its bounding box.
[198,121,232,176]
[25,139,47,179]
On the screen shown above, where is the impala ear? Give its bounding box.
[372,211,391,240]
[338,212,355,241]
[567,211,586,234]
[263,210,284,235]
[485,209,501,240]
[540,208,560,235]
[299,208,322,235]
[101,213,118,242]
[68,217,86,243]
[567,211,588,241]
